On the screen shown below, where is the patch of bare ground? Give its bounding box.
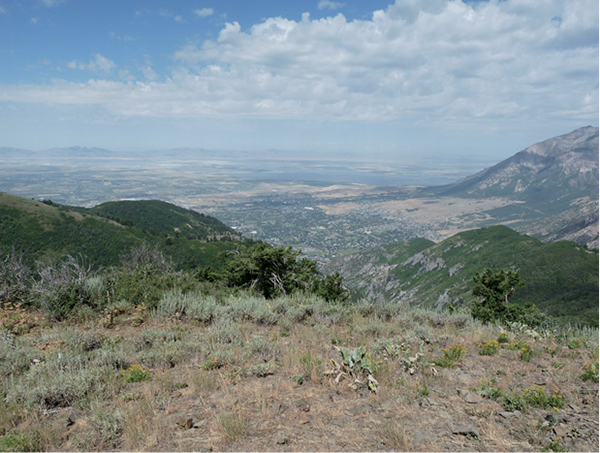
[376,197,523,238]
[1,300,598,452]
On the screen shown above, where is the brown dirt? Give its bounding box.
[25,316,599,452]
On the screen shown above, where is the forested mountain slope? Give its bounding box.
[327,225,598,326]
[0,192,244,269]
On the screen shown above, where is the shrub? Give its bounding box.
[208,318,244,346]
[33,256,98,320]
[479,340,499,356]
[474,379,503,400]
[300,351,323,380]
[567,338,586,349]
[434,344,467,368]
[503,386,565,411]
[218,411,248,439]
[0,252,32,307]
[0,429,41,452]
[8,363,114,410]
[155,289,218,323]
[470,268,546,328]
[507,340,532,362]
[522,386,565,409]
[581,360,599,382]
[122,364,151,383]
[497,332,510,344]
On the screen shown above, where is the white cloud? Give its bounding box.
[194,8,214,18]
[67,54,116,74]
[1,0,597,130]
[318,1,344,10]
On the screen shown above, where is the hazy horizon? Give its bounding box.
[0,0,597,162]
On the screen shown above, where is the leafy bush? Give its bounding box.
[122,364,151,383]
[507,340,533,362]
[581,360,599,382]
[479,340,499,356]
[221,243,348,302]
[471,268,545,327]
[497,332,510,343]
[434,344,467,368]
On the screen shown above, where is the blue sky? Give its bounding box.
[0,0,597,161]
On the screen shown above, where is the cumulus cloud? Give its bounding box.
[194,8,214,18]
[1,0,597,129]
[67,54,116,74]
[318,1,344,10]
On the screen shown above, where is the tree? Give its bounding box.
[221,242,349,301]
[471,268,524,324]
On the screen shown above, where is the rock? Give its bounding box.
[553,424,570,438]
[457,373,470,385]
[414,429,433,446]
[193,420,207,429]
[498,410,522,419]
[177,417,194,430]
[465,393,483,404]
[145,435,159,448]
[272,401,286,415]
[276,436,288,445]
[452,425,480,438]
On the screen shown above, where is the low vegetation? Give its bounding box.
[1,295,597,451]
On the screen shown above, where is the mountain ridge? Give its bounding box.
[0,192,245,269]
[326,225,598,326]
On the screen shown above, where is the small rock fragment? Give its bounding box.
[465,393,483,404]
[452,425,480,438]
[177,417,194,430]
[553,424,570,438]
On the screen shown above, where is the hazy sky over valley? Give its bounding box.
[0,0,597,161]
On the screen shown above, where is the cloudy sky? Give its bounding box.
[0,0,597,160]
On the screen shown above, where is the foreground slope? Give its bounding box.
[1,296,597,452]
[0,192,243,269]
[327,226,598,326]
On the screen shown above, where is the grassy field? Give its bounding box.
[1,294,598,452]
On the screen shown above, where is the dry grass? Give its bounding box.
[0,297,598,452]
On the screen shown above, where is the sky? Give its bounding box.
[0,0,598,161]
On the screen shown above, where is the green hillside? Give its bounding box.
[0,192,244,269]
[87,199,239,241]
[328,225,598,326]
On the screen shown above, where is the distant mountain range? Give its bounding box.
[429,126,599,248]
